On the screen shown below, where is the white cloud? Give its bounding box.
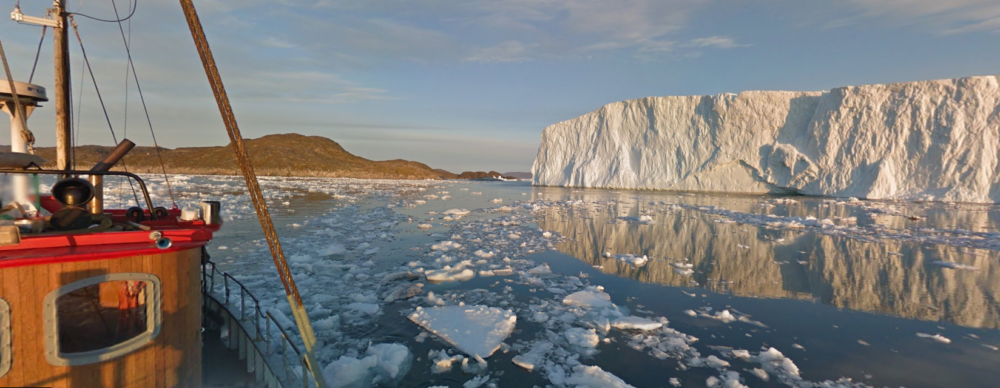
[838,0,1000,34]
[683,36,749,49]
[286,0,710,62]
[465,41,532,63]
[260,36,297,49]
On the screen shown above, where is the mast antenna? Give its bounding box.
[11,1,71,171]
[10,4,61,28]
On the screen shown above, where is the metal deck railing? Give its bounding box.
[201,261,322,388]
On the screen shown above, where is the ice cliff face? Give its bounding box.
[532,76,1000,203]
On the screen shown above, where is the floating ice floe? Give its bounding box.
[916,333,952,344]
[563,365,635,388]
[319,243,347,256]
[383,283,423,303]
[611,316,663,331]
[563,288,613,309]
[443,208,471,216]
[565,327,600,349]
[346,302,380,315]
[425,266,476,283]
[431,240,462,251]
[408,305,517,358]
[511,341,553,371]
[321,343,412,388]
[932,261,979,271]
[528,264,552,275]
[603,252,649,267]
[473,249,496,259]
[693,308,769,328]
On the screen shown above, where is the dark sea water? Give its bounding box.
[159,175,999,388]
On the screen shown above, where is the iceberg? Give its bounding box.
[532,76,1000,203]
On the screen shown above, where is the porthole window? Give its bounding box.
[44,273,161,366]
[0,298,10,378]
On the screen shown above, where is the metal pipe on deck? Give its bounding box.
[87,139,135,215]
[90,139,135,172]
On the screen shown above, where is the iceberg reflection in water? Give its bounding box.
[536,194,1000,329]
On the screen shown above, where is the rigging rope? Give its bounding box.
[69,0,137,23]
[122,0,131,141]
[28,26,46,83]
[69,16,141,205]
[121,1,133,208]
[0,34,36,154]
[110,0,176,208]
[177,2,328,386]
[74,50,85,174]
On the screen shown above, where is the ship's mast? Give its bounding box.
[9,1,71,170]
[52,0,71,170]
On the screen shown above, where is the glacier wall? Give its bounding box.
[532,76,1000,203]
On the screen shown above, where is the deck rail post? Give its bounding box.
[223,274,231,304]
[281,335,289,379]
[265,315,272,354]
[240,287,246,320]
[255,299,262,340]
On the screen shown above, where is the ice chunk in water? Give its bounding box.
[429,350,464,373]
[346,302,380,315]
[409,305,517,358]
[565,327,600,349]
[366,343,413,379]
[425,268,475,283]
[705,355,730,368]
[605,253,649,267]
[528,264,552,274]
[916,333,952,344]
[756,347,800,377]
[461,355,488,374]
[463,374,491,388]
[319,243,347,256]
[932,261,979,271]
[565,365,635,388]
[383,283,424,303]
[563,288,613,309]
[611,316,662,331]
[322,355,377,388]
[512,341,554,372]
[321,343,412,387]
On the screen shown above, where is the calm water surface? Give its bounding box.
[185,176,999,388]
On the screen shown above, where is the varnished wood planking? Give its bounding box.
[151,253,167,388]
[0,247,203,388]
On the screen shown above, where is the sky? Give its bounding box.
[1,0,999,173]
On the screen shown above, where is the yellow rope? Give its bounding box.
[176,1,328,386]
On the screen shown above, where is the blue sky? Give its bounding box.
[2,0,999,172]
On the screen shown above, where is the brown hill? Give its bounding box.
[27,133,449,180]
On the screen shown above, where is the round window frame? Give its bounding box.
[43,273,162,366]
[0,298,10,378]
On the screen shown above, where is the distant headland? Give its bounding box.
[14,133,530,181]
